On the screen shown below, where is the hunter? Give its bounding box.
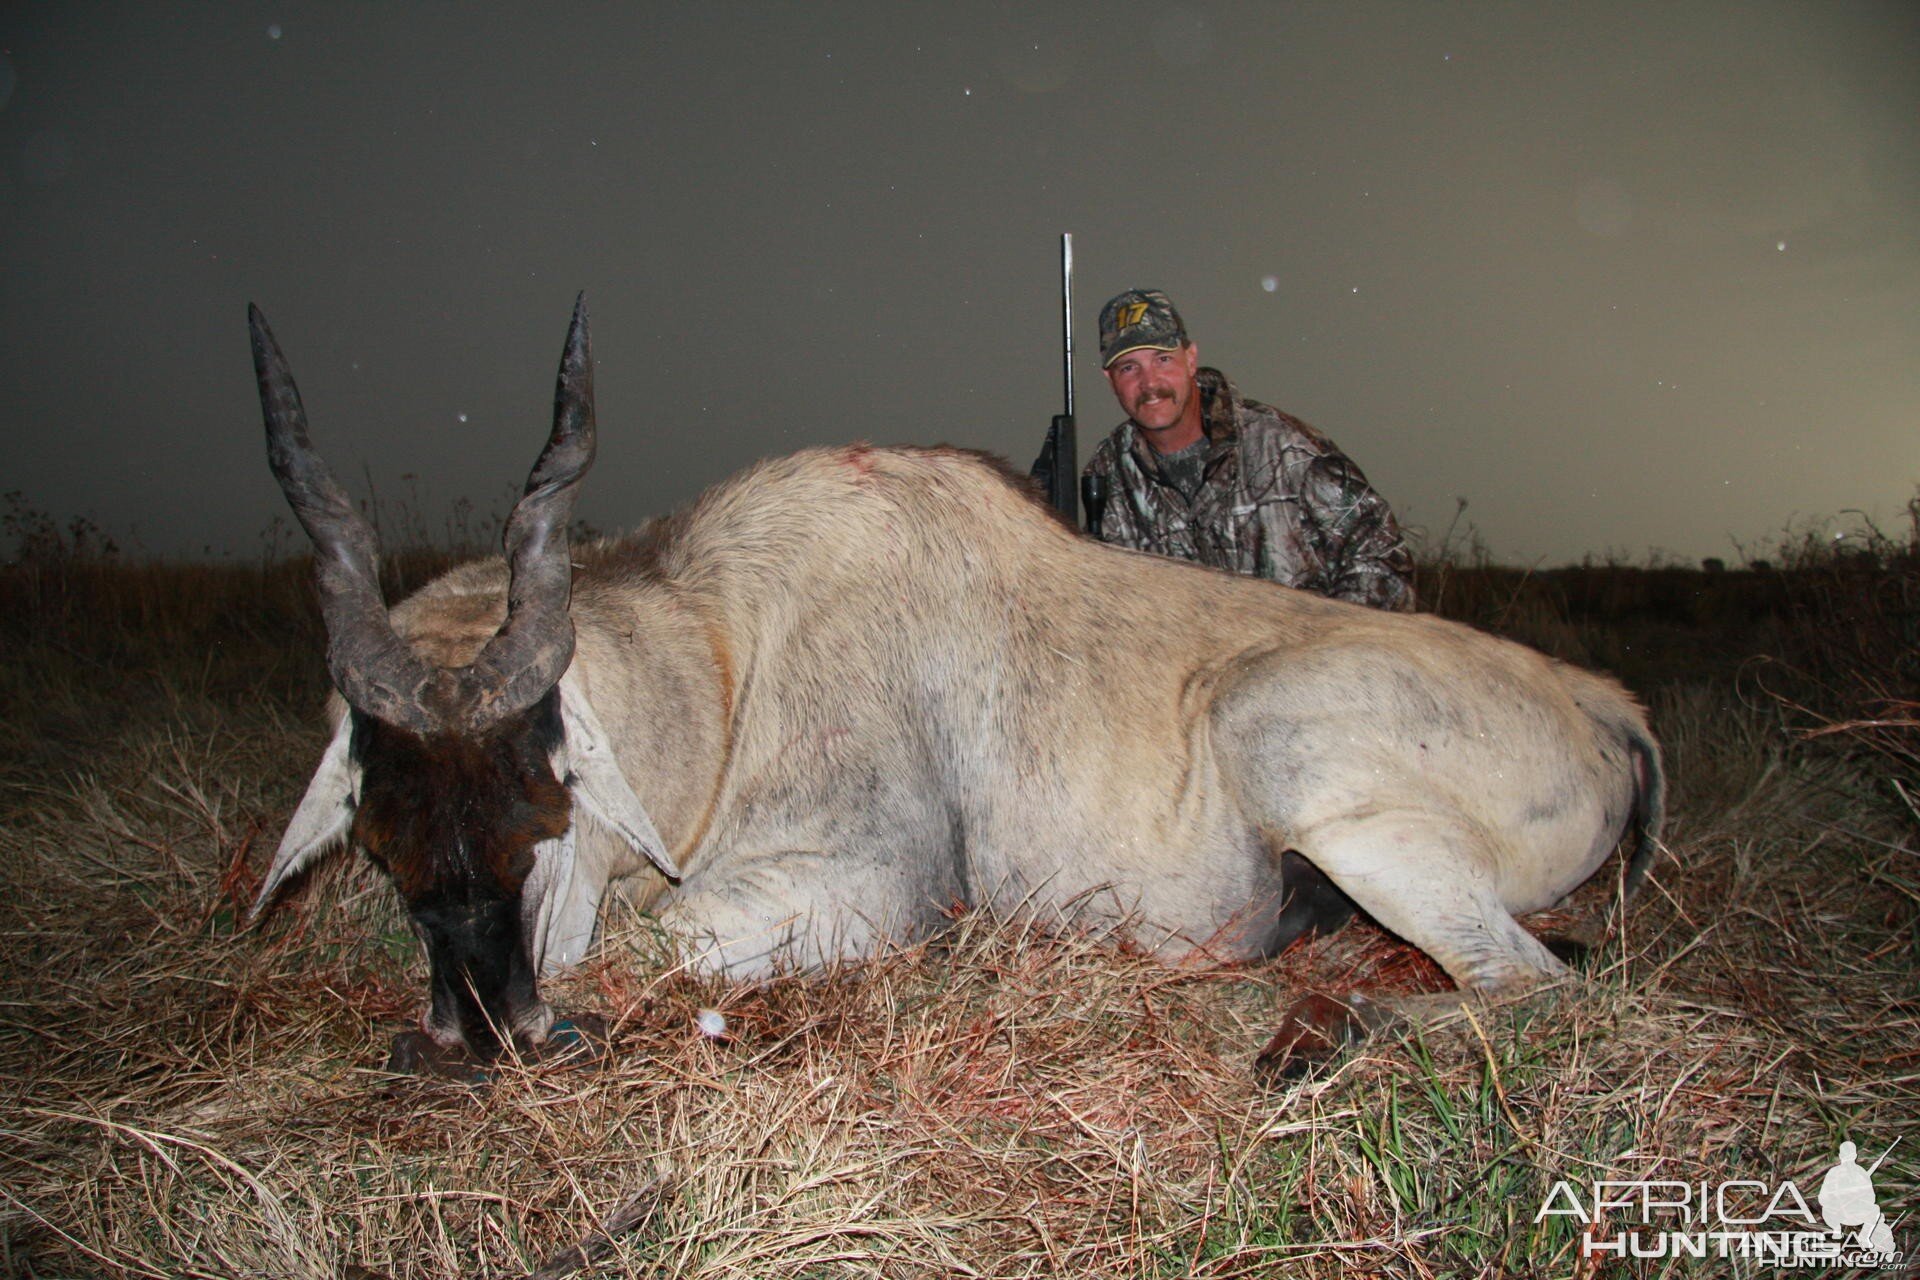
[1084,288,1414,611]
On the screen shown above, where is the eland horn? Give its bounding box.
[457,293,596,732]
[249,294,597,736]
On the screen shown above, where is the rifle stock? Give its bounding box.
[1031,412,1077,527]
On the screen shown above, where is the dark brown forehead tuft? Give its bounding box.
[349,692,571,903]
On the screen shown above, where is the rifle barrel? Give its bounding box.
[1061,233,1075,419]
[1029,233,1079,527]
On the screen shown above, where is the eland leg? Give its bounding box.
[1258,811,1569,1077]
[655,847,943,978]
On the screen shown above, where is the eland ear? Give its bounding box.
[249,718,357,921]
[523,824,598,976]
[556,678,683,882]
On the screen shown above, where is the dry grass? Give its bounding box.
[2,552,1916,1278]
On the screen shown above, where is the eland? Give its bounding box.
[248,296,1663,1070]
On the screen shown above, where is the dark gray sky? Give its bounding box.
[4,3,1916,564]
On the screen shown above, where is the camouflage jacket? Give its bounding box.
[1083,367,1415,611]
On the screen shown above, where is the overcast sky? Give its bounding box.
[3,3,1916,565]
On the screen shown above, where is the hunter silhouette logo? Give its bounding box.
[1537,1136,1906,1266]
[1819,1141,1898,1255]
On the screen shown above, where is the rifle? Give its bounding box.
[1029,233,1079,529]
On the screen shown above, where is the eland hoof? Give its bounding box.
[1254,992,1366,1080]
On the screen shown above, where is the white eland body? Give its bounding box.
[276,444,1656,993]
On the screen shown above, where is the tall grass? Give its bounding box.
[1755,500,1920,828]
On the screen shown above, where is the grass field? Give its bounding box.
[1,517,1914,1278]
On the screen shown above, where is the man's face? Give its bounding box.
[1104,343,1200,436]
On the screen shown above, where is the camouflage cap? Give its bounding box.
[1098,289,1188,367]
